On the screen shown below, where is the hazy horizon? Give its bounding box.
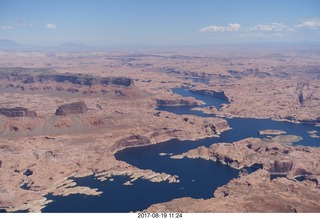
[1,0,320,47]
[2,38,320,52]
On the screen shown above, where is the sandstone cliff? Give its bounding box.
[0,107,37,117]
[155,98,201,106]
[113,135,151,148]
[0,67,134,87]
[55,101,88,116]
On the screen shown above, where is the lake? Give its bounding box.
[42,88,319,212]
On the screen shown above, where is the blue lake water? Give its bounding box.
[191,78,210,85]
[160,88,320,147]
[43,160,239,213]
[42,87,319,212]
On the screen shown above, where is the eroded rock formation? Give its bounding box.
[114,135,151,148]
[155,98,202,106]
[171,137,320,178]
[190,89,229,101]
[0,107,37,117]
[55,101,88,116]
[269,159,293,174]
[0,67,134,87]
[150,137,320,212]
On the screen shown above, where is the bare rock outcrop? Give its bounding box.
[55,101,88,116]
[145,169,320,212]
[112,135,151,150]
[190,89,229,101]
[258,129,286,135]
[171,137,320,178]
[0,107,37,117]
[171,146,214,161]
[269,159,293,174]
[155,98,201,106]
[211,169,320,212]
[0,67,134,87]
[165,137,320,212]
[205,119,229,134]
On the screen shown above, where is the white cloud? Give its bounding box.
[296,18,320,30]
[200,25,224,32]
[1,25,13,30]
[227,23,241,31]
[250,23,288,31]
[199,23,240,32]
[46,23,57,29]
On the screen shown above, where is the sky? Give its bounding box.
[0,0,320,47]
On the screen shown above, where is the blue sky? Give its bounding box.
[0,0,320,46]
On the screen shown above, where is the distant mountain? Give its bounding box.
[0,39,42,51]
[0,39,23,50]
[0,39,93,52]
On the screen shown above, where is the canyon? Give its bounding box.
[0,45,319,212]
